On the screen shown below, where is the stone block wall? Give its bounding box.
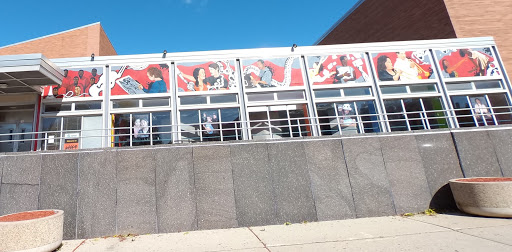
[1,127,511,239]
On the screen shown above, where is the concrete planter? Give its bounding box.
[449,178,512,218]
[0,210,64,252]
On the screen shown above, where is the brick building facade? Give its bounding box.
[0,23,116,59]
[316,0,512,78]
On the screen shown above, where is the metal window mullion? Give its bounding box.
[366,52,389,132]
[198,110,203,142]
[218,109,224,141]
[430,49,458,129]
[466,96,480,127]
[334,102,341,135]
[236,59,250,140]
[419,98,431,130]
[353,102,364,134]
[400,99,412,131]
[150,113,153,145]
[129,114,133,146]
[286,109,293,138]
[300,55,320,136]
[484,95,498,125]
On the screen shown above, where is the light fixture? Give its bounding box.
[291,44,298,52]
[163,50,167,58]
[0,83,8,89]
[91,53,95,61]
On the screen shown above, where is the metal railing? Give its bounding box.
[1,106,512,152]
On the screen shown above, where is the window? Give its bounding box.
[41,115,102,150]
[248,104,311,140]
[179,108,241,142]
[384,97,448,131]
[451,93,512,127]
[316,101,380,136]
[112,112,172,147]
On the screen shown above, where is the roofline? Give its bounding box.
[313,0,366,45]
[48,37,496,67]
[0,22,101,50]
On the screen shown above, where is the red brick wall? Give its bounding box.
[99,26,117,56]
[317,0,456,45]
[0,23,116,58]
[444,0,512,79]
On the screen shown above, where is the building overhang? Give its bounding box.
[0,53,64,94]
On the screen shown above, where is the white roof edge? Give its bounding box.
[313,0,366,45]
[0,22,101,50]
[48,36,497,67]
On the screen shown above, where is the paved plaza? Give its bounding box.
[57,213,512,252]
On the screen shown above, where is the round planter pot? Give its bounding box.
[449,177,512,218]
[0,210,64,252]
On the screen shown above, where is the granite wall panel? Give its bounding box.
[193,145,237,229]
[155,147,197,233]
[267,142,317,224]
[39,152,79,239]
[116,149,157,235]
[304,139,356,220]
[380,135,431,214]
[452,131,502,177]
[2,154,41,184]
[230,143,277,226]
[488,129,512,177]
[0,184,39,215]
[415,132,463,210]
[342,137,396,218]
[76,150,117,238]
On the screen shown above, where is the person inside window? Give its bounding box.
[473,98,492,125]
[202,112,219,141]
[338,103,358,135]
[133,118,150,145]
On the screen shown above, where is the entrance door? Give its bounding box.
[0,108,34,152]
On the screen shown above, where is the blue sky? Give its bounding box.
[0,0,359,55]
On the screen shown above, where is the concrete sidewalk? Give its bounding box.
[57,213,512,252]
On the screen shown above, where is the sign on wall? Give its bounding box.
[110,64,170,96]
[241,57,304,89]
[41,67,105,98]
[176,60,238,92]
[371,50,435,82]
[305,53,370,85]
[435,48,501,78]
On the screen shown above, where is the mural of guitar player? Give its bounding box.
[306,54,370,85]
[242,57,304,89]
[176,60,237,92]
[41,67,105,98]
[435,48,501,78]
[110,64,170,96]
[372,50,435,82]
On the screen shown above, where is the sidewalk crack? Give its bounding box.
[247,227,271,252]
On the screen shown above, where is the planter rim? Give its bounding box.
[449,177,512,183]
[0,209,63,225]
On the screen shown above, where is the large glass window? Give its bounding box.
[0,107,34,152]
[248,104,311,140]
[451,93,512,127]
[179,108,241,142]
[316,101,380,136]
[41,115,102,150]
[112,112,172,147]
[384,97,448,131]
